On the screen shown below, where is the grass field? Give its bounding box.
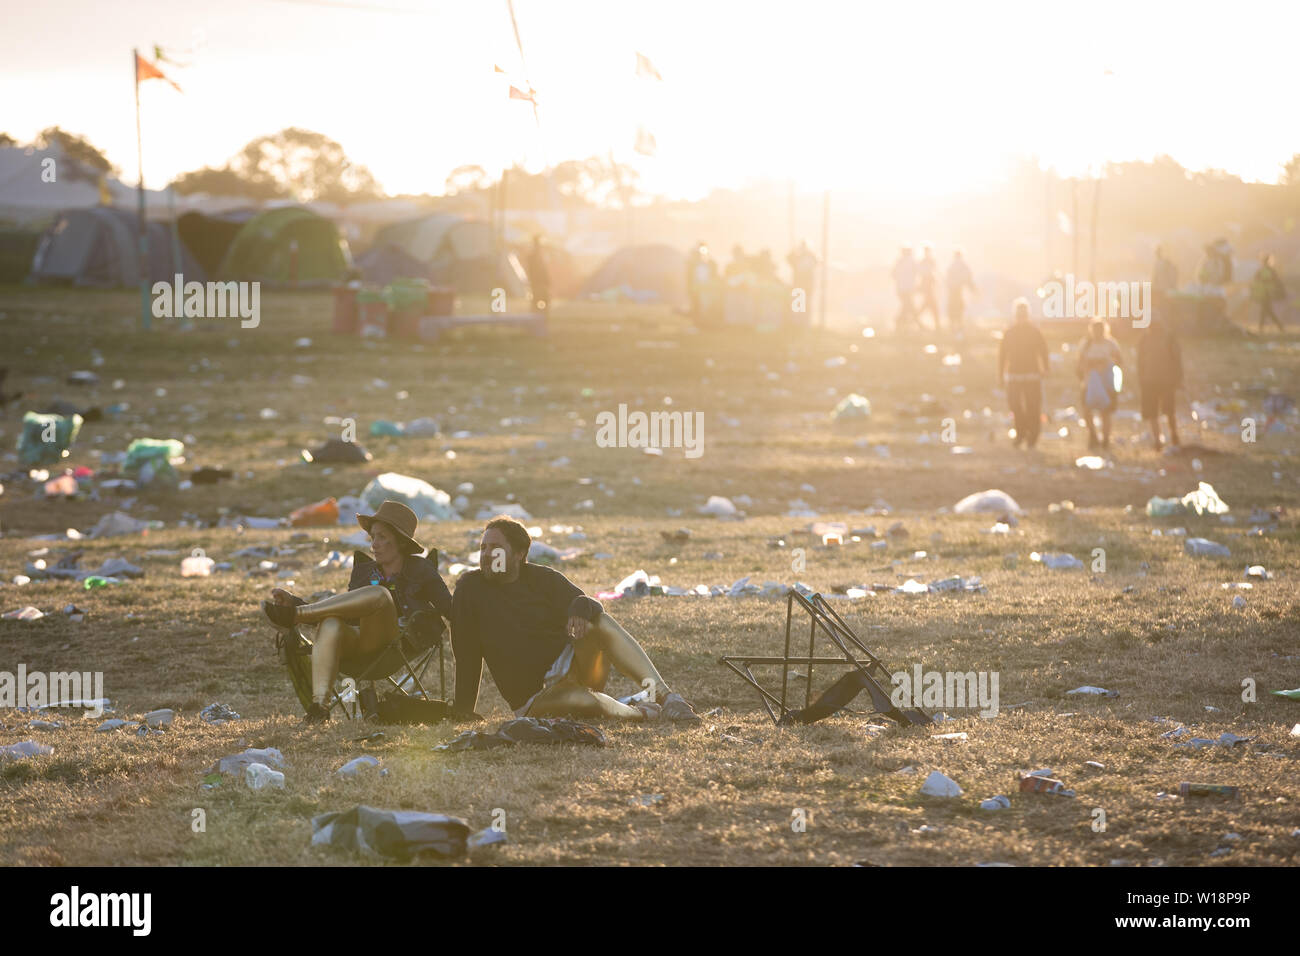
[1,286,1298,866]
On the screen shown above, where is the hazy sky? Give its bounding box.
[3,0,1298,200]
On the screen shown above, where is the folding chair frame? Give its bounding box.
[719,591,931,726]
[323,628,447,721]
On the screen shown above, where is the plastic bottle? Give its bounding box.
[180,554,215,577]
[245,762,286,790]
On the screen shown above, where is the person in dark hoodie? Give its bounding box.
[451,515,701,722]
[1137,314,1183,451]
[997,298,1050,449]
[261,500,452,723]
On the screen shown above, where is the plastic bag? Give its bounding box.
[17,411,83,466]
[123,438,184,489]
[359,473,459,522]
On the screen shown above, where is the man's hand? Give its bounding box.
[566,615,589,642]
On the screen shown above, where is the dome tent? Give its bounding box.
[367,214,527,297]
[578,244,687,308]
[28,206,204,287]
[218,205,351,284]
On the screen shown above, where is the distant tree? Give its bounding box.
[35,126,118,177]
[445,164,489,195]
[230,128,382,203]
[172,164,285,200]
[173,128,382,202]
[1283,153,1300,188]
[0,132,17,148]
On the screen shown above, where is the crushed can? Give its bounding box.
[1179,782,1239,799]
[1018,773,1074,796]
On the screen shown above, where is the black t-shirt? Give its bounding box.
[451,564,603,712]
[999,321,1049,377]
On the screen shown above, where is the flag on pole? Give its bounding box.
[509,85,537,104]
[153,44,190,68]
[635,52,662,81]
[135,52,181,92]
[494,64,507,73]
[634,126,657,157]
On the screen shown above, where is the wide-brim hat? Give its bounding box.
[357,500,423,555]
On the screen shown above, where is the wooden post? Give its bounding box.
[134,49,150,331]
[819,190,829,328]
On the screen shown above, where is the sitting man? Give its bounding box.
[262,500,452,723]
[451,515,700,723]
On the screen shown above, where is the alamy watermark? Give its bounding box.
[151,274,260,328]
[891,666,999,717]
[1,666,105,716]
[1041,273,1151,328]
[595,403,704,458]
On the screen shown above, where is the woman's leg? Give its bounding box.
[311,617,358,707]
[296,585,399,652]
[298,585,401,708]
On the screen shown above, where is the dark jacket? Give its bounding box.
[450,563,603,713]
[348,550,453,626]
[1137,329,1183,389]
[999,321,1049,377]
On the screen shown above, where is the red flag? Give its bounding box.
[494,64,507,74]
[508,85,536,104]
[136,52,181,92]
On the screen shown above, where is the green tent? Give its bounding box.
[218,206,351,285]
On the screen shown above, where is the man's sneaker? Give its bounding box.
[659,692,701,723]
[303,702,329,724]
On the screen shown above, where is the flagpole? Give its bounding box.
[819,190,829,328]
[133,48,150,332]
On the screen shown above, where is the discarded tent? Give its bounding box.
[579,244,687,308]
[28,207,205,287]
[310,806,469,860]
[368,214,527,296]
[219,205,351,284]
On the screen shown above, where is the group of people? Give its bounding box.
[997,301,1184,453]
[684,239,822,324]
[891,244,976,333]
[1157,241,1288,332]
[263,503,701,726]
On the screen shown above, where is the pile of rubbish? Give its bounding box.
[1147,481,1230,518]
[596,569,985,600]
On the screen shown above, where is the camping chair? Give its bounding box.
[277,610,447,721]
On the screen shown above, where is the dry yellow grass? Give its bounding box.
[1,287,1297,866]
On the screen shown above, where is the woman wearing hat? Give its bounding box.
[261,500,453,723]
